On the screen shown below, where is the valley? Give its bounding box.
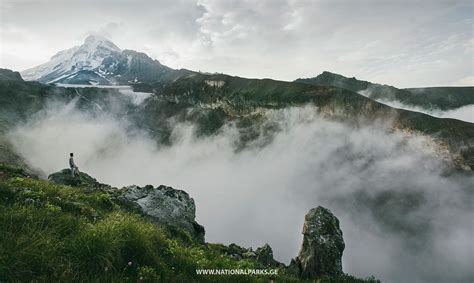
[0,35,473,283]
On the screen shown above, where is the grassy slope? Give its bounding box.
[0,163,378,282]
[296,72,474,110]
[404,87,474,110]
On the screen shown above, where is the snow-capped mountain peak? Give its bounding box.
[20,35,187,85]
[82,34,121,53]
[21,35,122,83]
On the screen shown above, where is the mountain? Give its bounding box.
[3,37,474,172]
[403,87,474,110]
[0,68,23,81]
[1,68,473,171]
[3,37,473,283]
[296,71,474,111]
[21,35,191,85]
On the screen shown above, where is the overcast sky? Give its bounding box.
[1,0,473,87]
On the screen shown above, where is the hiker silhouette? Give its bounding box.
[69,153,79,177]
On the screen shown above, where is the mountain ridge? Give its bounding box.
[4,36,474,171]
[1,68,473,172]
[296,71,474,111]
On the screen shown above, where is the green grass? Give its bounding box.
[0,164,286,282]
[404,87,474,110]
[0,163,380,282]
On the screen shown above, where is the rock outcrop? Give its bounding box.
[255,243,282,267]
[289,206,345,279]
[117,184,205,243]
[48,169,109,189]
[48,169,204,242]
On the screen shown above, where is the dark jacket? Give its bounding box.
[69,157,76,168]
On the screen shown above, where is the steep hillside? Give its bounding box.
[140,73,474,169]
[1,69,473,170]
[296,72,474,111]
[0,163,378,282]
[404,87,474,110]
[0,69,23,81]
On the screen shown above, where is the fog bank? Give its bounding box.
[357,89,474,123]
[379,100,474,123]
[7,102,474,283]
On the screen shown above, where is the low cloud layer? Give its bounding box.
[7,102,474,283]
[378,100,474,123]
[358,89,474,123]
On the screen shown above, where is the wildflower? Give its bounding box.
[104,267,108,272]
[128,261,132,266]
[139,277,143,280]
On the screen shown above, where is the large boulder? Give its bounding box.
[48,169,109,189]
[117,185,205,243]
[289,206,345,279]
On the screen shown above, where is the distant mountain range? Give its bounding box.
[21,36,473,113]
[296,72,474,111]
[1,36,472,172]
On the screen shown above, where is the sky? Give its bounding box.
[0,0,473,88]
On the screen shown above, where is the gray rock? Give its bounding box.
[48,169,109,189]
[242,250,256,258]
[255,244,284,268]
[255,243,281,267]
[290,206,345,279]
[118,184,205,242]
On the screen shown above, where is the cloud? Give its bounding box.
[7,101,474,283]
[365,98,474,123]
[1,0,472,87]
[452,75,474,86]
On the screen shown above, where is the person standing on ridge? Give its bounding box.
[69,153,79,177]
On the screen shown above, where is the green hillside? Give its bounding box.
[1,69,473,170]
[0,163,380,282]
[141,73,474,169]
[296,71,474,110]
[404,87,474,110]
